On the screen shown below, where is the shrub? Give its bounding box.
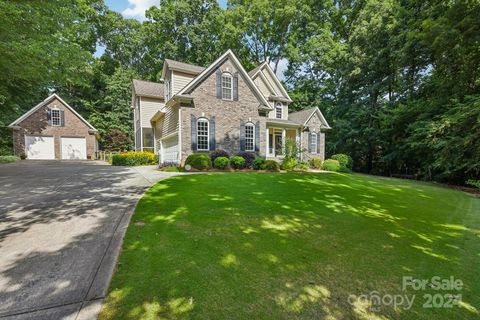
[309,157,322,169]
[264,160,280,172]
[0,155,20,163]
[284,138,301,160]
[253,157,266,170]
[185,154,212,170]
[281,158,298,171]
[236,152,256,168]
[111,151,156,166]
[466,179,480,190]
[210,149,230,163]
[230,156,246,169]
[322,159,341,172]
[214,156,229,169]
[296,161,310,171]
[331,154,353,171]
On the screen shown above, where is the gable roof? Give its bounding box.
[288,107,331,129]
[162,59,205,78]
[250,62,292,103]
[248,62,267,77]
[133,79,164,98]
[8,94,97,131]
[177,50,272,110]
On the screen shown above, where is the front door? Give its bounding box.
[274,134,283,156]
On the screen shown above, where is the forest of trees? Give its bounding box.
[0,0,479,184]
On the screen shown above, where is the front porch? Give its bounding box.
[265,123,301,160]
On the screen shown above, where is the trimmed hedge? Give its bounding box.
[210,149,230,163]
[236,152,256,168]
[111,152,156,166]
[214,156,229,169]
[185,154,212,170]
[322,159,341,172]
[230,156,246,169]
[0,155,20,163]
[309,157,322,169]
[331,154,353,172]
[264,160,280,172]
[253,157,266,170]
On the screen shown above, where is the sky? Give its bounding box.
[101,0,287,79]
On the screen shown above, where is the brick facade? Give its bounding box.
[12,97,97,159]
[179,58,267,161]
[302,112,326,161]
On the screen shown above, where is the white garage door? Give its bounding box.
[25,135,55,160]
[61,137,86,160]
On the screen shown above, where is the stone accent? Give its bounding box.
[179,58,267,162]
[301,112,326,161]
[12,97,97,159]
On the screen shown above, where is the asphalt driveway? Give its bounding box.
[0,161,178,319]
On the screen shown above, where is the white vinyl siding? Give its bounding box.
[140,97,165,128]
[172,71,195,95]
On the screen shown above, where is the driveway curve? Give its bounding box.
[0,161,177,319]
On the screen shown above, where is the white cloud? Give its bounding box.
[122,0,159,21]
[269,58,288,81]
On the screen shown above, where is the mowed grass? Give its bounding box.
[100,173,480,320]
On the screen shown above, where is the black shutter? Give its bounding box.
[60,110,65,127]
[191,114,197,150]
[308,132,312,153]
[216,69,222,99]
[209,116,216,150]
[255,121,260,153]
[46,108,52,126]
[233,72,239,101]
[317,132,321,154]
[239,120,245,151]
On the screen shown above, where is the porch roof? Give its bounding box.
[266,118,302,128]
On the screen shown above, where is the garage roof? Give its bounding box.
[8,94,98,132]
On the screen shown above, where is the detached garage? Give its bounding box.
[9,94,98,160]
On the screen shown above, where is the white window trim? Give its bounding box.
[51,108,61,126]
[197,118,209,151]
[311,132,318,154]
[221,72,233,101]
[275,103,283,119]
[245,122,255,152]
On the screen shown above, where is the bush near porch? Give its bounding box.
[111,151,156,166]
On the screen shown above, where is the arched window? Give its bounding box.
[197,118,209,150]
[275,103,283,119]
[245,122,255,152]
[310,132,317,153]
[221,72,233,100]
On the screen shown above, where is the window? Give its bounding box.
[222,73,233,100]
[51,108,61,126]
[276,103,283,119]
[142,128,154,152]
[245,123,255,151]
[311,132,317,153]
[197,118,209,150]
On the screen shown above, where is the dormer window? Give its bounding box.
[221,73,233,100]
[275,103,283,119]
[51,108,61,126]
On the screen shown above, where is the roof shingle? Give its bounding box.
[132,79,164,98]
[288,107,317,124]
[164,59,205,74]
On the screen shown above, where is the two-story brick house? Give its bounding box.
[132,50,330,164]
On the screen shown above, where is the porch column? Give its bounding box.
[282,128,286,155]
[265,127,269,156]
[299,128,303,161]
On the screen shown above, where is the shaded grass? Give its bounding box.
[100,173,480,319]
[0,156,20,164]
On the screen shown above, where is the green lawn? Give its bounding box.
[100,173,480,320]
